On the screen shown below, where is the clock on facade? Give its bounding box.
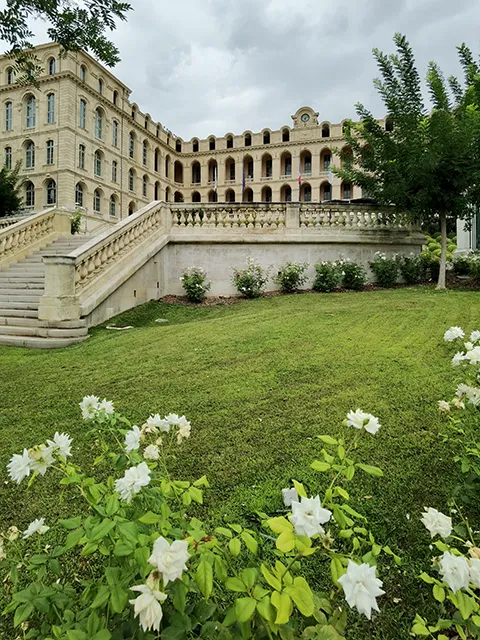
[301,113,310,122]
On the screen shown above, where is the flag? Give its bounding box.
[214,165,217,193]
[327,167,333,184]
[242,166,246,194]
[298,163,303,186]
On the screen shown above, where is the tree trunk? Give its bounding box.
[436,211,447,290]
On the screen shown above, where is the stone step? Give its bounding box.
[0,334,89,349]
[0,316,41,327]
[0,308,38,318]
[0,324,87,338]
[4,268,45,275]
[0,301,39,310]
[0,281,44,290]
[0,294,41,304]
[0,276,44,283]
[0,288,43,297]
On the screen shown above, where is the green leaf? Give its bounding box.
[344,464,355,480]
[171,580,188,614]
[65,528,85,550]
[229,537,241,557]
[90,519,115,542]
[116,521,138,546]
[138,511,162,524]
[330,557,344,586]
[240,568,257,590]
[189,486,203,504]
[286,577,314,616]
[105,495,119,516]
[317,435,338,445]
[113,542,135,557]
[311,460,332,472]
[66,632,87,640]
[271,591,292,625]
[419,572,435,584]
[196,558,213,599]
[411,623,430,636]
[223,606,237,627]
[433,584,445,602]
[59,516,82,530]
[215,527,233,538]
[14,602,34,627]
[241,531,258,554]
[276,530,296,553]
[292,480,307,498]
[257,595,274,622]
[225,577,247,593]
[334,487,349,501]
[235,597,257,623]
[214,556,228,582]
[92,631,111,640]
[356,463,384,477]
[268,517,293,534]
[261,564,282,591]
[110,584,128,614]
[91,585,110,609]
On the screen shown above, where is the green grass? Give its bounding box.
[0,288,477,638]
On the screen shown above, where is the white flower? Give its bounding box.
[165,413,182,426]
[437,401,450,413]
[444,327,465,342]
[465,346,480,365]
[470,330,480,344]
[7,526,19,542]
[30,445,55,476]
[453,397,466,410]
[346,409,381,435]
[289,495,332,537]
[282,487,299,507]
[469,558,480,588]
[80,395,100,420]
[177,416,191,444]
[439,552,470,592]
[46,432,72,458]
[456,384,480,406]
[99,399,115,415]
[452,352,466,367]
[130,584,167,632]
[125,425,142,453]
[23,518,49,539]
[338,560,385,619]
[465,341,474,352]
[421,508,452,538]
[145,414,170,433]
[7,449,33,484]
[115,462,151,503]
[148,537,190,586]
[144,445,160,460]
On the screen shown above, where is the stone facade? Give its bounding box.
[1,43,389,220]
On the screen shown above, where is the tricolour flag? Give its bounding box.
[298,163,303,186]
[242,166,246,194]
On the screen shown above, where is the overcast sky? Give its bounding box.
[1,0,479,140]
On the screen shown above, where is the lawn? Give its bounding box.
[0,288,477,639]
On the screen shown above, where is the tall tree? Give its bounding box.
[0,161,23,217]
[0,0,132,84]
[335,33,480,289]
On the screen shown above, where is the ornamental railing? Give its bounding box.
[171,203,287,228]
[299,203,409,229]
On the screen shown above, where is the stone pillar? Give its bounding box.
[285,203,300,229]
[52,209,73,235]
[38,256,81,322]
[456,217,475,253]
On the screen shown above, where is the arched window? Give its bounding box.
[94,108,103,139]
[225,188,235,203]
[93,189,101,212]
[46,140,54,165]
[321,149,331,171]
[112,160,118,182]
[174,160,183,184]
[128,168,135,192]
[79,65,86,81]
[154,181,160,200]
[176,139,182,153]
[385,116,393,132]
[209,137,215,151]
[78,144,85,169]
[282,128,290,142]
[174,191,183,202]
[129,132,135,159]
[341,147,353,169]
[321,123,330,138]
[243,187,253,203]
[225,157,235,182]
[154,148,160,172]
[261,186,272,202]
[25,141,35,168]
[208,159,218,184]
[47,93,55,124]
[142,175,148,197]
[94,150,102,177]
[128,201,136,215]
[5,101,12,131]
[112,120,118,147]
[25,95,36,128]
[109,195,117,217]
[142,140,148,167]
[342,182,352,199]
[192,161,201,185]
[192,191,201,202]
[165,155,170,178]
[46,179,57,205]
[4,146,12,170]
[6,68,14,84]
[226,135,233,149]
[301,183,312,202]
[281,151,292,177]
[113,90,118,106]
[192,139,199,152]
[320,181,332,202]
[263,131,270,144]
[98,78,103,94]
[79,99,86,129]
[208,190,218,203]
[281,184,292,203]
[261,153,272,178]
[244,133,252,147]
[300,150,312,175]
[25,181,35,207]
[48,58,56,75]
[75,183,84,206]
[165,186,170,201]
[244,155,254,180]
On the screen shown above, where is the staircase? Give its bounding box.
[0,235,92,349]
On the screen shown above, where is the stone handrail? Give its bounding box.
[299,203,408,229]
[171,203,287,228]
[68,201,166,291]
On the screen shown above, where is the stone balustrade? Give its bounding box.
[299,203,408,229]
[171,203,286,228]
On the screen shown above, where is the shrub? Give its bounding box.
[313,261,343,292]
[274,261,309,293]
[181,266,211,303]
[341,260,367,290]
[397,253,426,284]
[469,253,480,282]
[423,233,457,263]
[369,252,399,287]
[452,253,471,276]
[70,211,82,235]
[420,251,440,281]
[232,257,269,298]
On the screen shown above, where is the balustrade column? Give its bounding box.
[38,256,81,322]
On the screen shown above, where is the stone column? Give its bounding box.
[38,255,81,322]
[285,203,300,229]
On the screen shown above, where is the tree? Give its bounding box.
[0,161,23,217]
[335,33,480,289]
[0,0,132,84]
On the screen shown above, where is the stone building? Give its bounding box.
[1,42,388,220]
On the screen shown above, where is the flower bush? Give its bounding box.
[341,260,367,291]
[2,392,400,638]
[397,253,426,285]
[274,261,309,293]
[232,257,270,298]
[313,261,343,293]
[452,253,471,277]
[468,253,480,283]
[70,211,82,235]
[368,252,399,288]
[180,266,211,303]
